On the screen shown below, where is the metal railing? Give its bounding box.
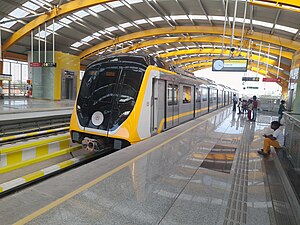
[2,83,27,97]
[259,98,281,112]
[283,112,300,169]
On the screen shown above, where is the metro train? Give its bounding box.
[70,54,236,151]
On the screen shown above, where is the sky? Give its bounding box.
[194,68,282,98]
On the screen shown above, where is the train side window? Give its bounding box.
[183,86,191,104]
[174,85,178,105]
[167,84,173,105]
[201,88,208,102]
[196,87,201,102]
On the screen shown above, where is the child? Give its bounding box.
[257,121,284,156]
[278,100,286,123]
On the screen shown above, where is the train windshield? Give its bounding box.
[77,62,145,132]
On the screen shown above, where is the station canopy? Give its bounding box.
[1,0,300,89]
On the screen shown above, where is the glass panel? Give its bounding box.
[73,10,89,18]
[77,61,145,131]
[59,18,72,24]
[174,85,178,105]
[21,64,28,82]
[9,8,29,18]
[81,36,94,43]
[0,18,17,28]
[167,84,173,105]
[71,42,83,48]
[89,5,106,13]
[106,26,118,32]
[196,88,201,102]
[201,88,208,102]
[149,17,163,22]
[107,1,124,8]
[23,2,40,10]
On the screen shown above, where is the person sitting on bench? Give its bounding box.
[257,121,284,156]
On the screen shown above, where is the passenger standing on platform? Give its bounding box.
[0,85,3,99]
[247,99,253,121]
[232,94,238,111]
[237,98,242,114]
[278,100,286,123]
[242,99,247,114]
[252,95,258,121]
[257,121,284,156]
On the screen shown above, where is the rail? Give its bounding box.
[283,112,300,169]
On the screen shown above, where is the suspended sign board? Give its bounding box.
[0,74,12,81]
[212,59,248,72]
[262,78,281,82]
[242,77,259,81]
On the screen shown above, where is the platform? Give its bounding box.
[0,97,74,122]
[0,107,299,225]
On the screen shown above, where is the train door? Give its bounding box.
[201,87,209,115]
[151,78,165,135]
[166,82,179,129]
[173,83,179,126]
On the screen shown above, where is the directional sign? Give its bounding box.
[42,62,56,67]
[242,77,259,81]
[30,62,56,67]
[262,78,281,82]
[30,62,42,67]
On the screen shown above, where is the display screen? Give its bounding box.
[212,59,248,72]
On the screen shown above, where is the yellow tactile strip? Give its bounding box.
[0,153,89,194]
[0,134,80,174]
[0,127,69,143]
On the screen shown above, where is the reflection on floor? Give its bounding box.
[0,97,74,113]
[201,145,236,174]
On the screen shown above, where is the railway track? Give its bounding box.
[0,130,113,197]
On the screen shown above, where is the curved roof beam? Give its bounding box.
[250,0,300,13]
[2,0,117,51]
[79,26,300,60]
[159,49,289,74]
[174,56,290,74]
[118,36,293,60]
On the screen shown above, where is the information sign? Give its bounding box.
[42,62,56,67]
[242,77,259,81]
[262,78,281,82]
[212,58,248,72]
[30,62,56,67]
[30,62,42,67]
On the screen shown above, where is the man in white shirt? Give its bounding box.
[232,94,238,111]
[257,121,284,156]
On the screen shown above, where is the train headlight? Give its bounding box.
[91,111,104,126]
